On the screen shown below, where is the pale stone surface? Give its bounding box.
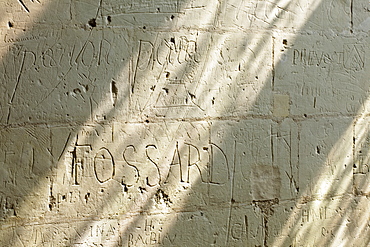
[273,94,289,117]
[0,0,369,246]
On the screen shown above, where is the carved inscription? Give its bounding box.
[0,194,19,218]
[107,0,180,14]
[126,219,173,247]
[94,148,115,183]
[1,0,369,246]
[134,36,198,90]
[0,28,129,124]
[300,206,327,223]
[69,141,228,187]
[132,34,203,115]
[292,44,365,70]
[354,119,370,175]
[2,36,112,72]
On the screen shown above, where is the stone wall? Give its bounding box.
[0,0,369,246]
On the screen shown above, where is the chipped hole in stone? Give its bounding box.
[8,21,13,28]
[150,85,156,91]
[145,119,150,123]
[88,18,97,27]
[143,26,146,29]
[170,37,175,44]
[171,15,175,20]
[165,71,170,78]
[353,164,357,168]
[73,88,81,94]
[316,146,320,154]
[203,147,208,151]
[62,195,66,200]
[304,114,307,118]
[163,87,169,94]
[107,16,111,23]
[255,76,258,79]
[157,7,160,12]
[111,80,118,106]
[85,193,90,202]
[101,189,104,193]
[283,39,287,45]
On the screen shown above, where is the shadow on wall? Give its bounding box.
[0,0,369,246]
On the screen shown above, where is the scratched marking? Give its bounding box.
[18,0,30,13]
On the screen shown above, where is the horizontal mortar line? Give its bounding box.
[106,11,184,15]
[0,194,356,228]
[0,113,361,129]
[0,25,344,37]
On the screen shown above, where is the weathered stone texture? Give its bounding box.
[0,0,369,246]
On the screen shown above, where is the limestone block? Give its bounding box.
[129,30,272,120]
[0,127,52,220]
[218,0,351,32]
[274,33,369,116]
[353,0,370,33]
[194,32,272,117]
[269,196,359,246]
[0,27,130,124]
[211,119,300,203]
[347,196,370,245]
[128,30,209,120]
[354,116,370,196]
[0,0,71,30]
[299,118,353,199]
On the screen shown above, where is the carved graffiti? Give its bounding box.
[94,148,115,183]
[292,44,365,70]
